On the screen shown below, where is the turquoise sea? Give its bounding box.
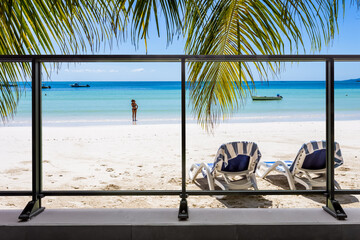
[6,80,360,126]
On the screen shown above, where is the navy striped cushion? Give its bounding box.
[221,154,250,172]
[302,149,326,170]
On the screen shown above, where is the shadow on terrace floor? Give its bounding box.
[192,175,359,208]
[193,178,273,208]
[264,175,359,205]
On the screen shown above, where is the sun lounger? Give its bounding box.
[189,141,261,190]
[256,141,344,190]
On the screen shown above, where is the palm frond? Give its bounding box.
[128,0,183,51]
[0,0,129,121]
[0,0,184,121]
[185,0,343,130]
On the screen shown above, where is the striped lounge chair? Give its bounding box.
[189,141,261,191]
[256,141,344,190]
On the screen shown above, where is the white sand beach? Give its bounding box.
[0,120,359,209]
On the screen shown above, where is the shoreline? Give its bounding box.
[0,120,359,209]
[3,115,360,128]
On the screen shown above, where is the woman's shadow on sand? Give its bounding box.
[193,178,273,208]
[265,175,359,205]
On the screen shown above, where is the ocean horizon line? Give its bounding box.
[39,79,358,82]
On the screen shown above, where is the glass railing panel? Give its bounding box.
[334,62,360,207]
[41,62,182,208]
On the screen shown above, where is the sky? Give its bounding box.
[46,3,360,82]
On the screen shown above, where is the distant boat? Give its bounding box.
[252,94,283,101]
[42,85,51,89]
[0,83,18,87]
[70,82,90,87]
[356,80,360,82]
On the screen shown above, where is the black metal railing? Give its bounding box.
[1,54,359,221]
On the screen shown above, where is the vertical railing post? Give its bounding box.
[19,58,45,221]
[178,57,189,220]
[322,59,346,220]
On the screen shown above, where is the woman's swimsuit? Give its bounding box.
[132,103,137,110]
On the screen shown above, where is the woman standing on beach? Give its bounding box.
[131,99,138,121]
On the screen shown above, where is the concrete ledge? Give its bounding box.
[1,208,360,240]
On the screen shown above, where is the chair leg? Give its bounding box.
[214,179,227,200]
[293,177,311,190]
[202,164,215,190]
[189,163,215,190]
[257,161,297,190]
[284,170,297,190]
[214,179,226,191]
[250,174,259,190]
[188,164,202,182]
[258,163,278,179]
[334,179,341,190]
[207,175,215,190]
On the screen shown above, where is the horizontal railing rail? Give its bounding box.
[2,54,360,62]
[0,54,358,221]
[1,189,357,197]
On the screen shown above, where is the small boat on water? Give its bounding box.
[71,82,90,87]
[0,83,18,87]
[252,94,283,101]
[42,85,51,89]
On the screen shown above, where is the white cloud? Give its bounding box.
[131,68,145,72]
[85,69,106,73]
[64,68,108,73]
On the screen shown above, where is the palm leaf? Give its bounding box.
[0,0,125,121]
[128,0,183,51]
[0,0,183,122]
[185,0,344,130]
